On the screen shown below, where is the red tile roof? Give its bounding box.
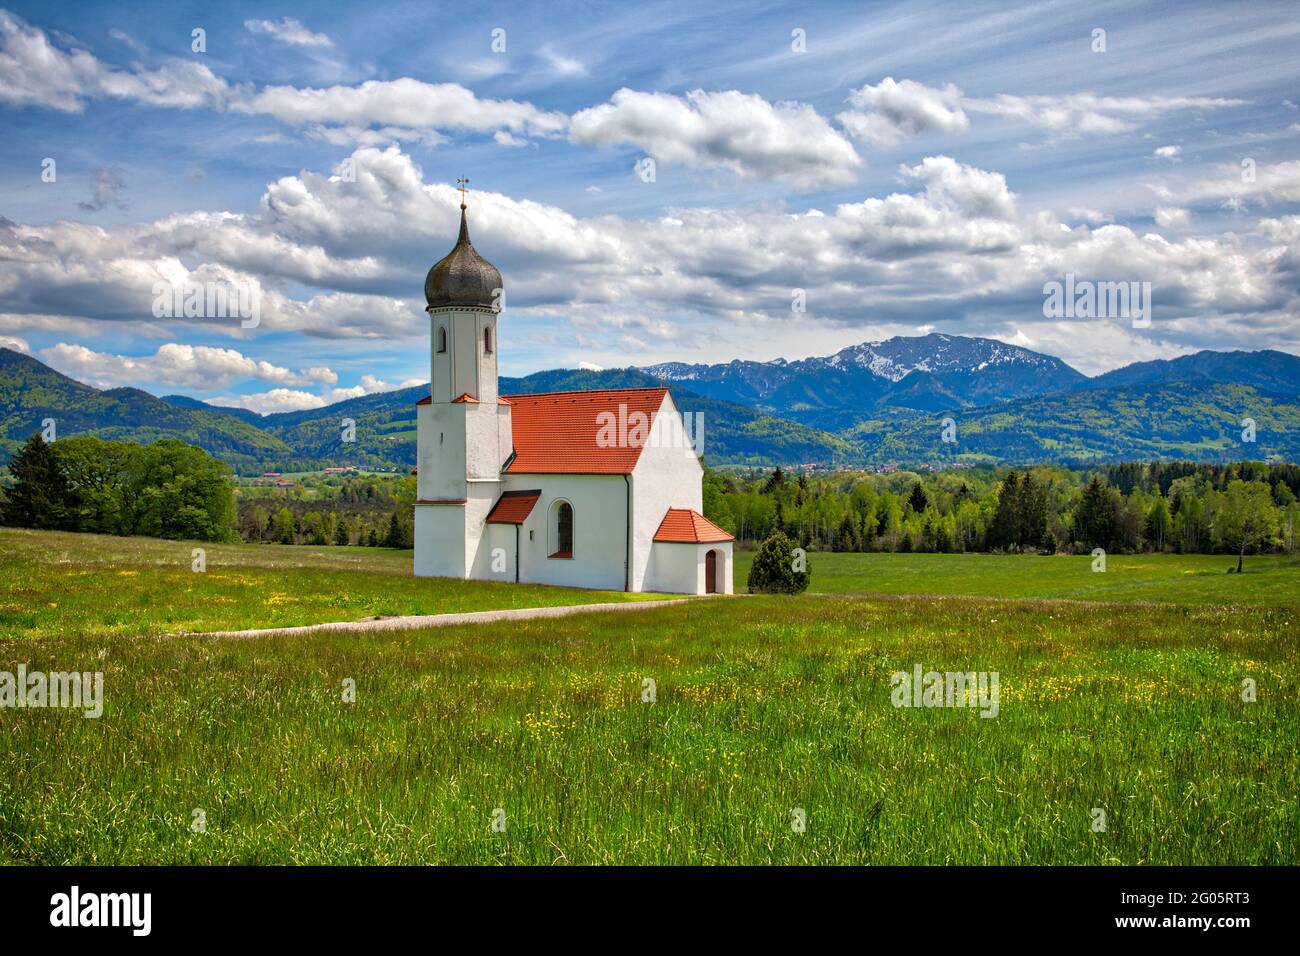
[486,490,541,524]
[412,386,672,474]
[504,387,669,475]
[451,392,478,403]
[654,508,734,543]
[416,395,431,405]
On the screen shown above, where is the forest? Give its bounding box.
[3,428,1293,565]
[702,460,1298,560]
[234,474,414,548]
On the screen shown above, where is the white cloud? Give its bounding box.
[539,45,587,77]
[358,374,423,392]
[1154,207,1191,229]
[0,11,558,147]
[965,93,1243,136]
[1068,207,1113,224]
[1257,214,1300,243]
[1161,159,1300,209]
[0,9,115,111]
[34,340,427,414]
[460,57,510,81]
[0,9,228,112]
[570,88,863,188]
[210,372,424,414]
[244,17,334,49]
[838,77,970,148]
[38,342,338,390]
[0,208,419,338]
[0,334,29,352]
[0,5,1252,197]
[210,388,325,414]
[232,77,567,140]
[3,146,1297,373]
[833,80,1241,148]
[107,28,145,55]
[0,311,163,339]
[900,156,1017,219]
[304,124,441,148]
[994,321,1194,376]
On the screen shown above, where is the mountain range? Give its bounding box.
[643,333,1088,428]
[1,334,1297,471]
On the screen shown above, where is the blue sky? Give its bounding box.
[1,0,1298,412]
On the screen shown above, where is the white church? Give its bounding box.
[413,195,733,595]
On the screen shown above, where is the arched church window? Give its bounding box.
[484,326,493,354]
[549,500,573,558]
[436,326,447,353]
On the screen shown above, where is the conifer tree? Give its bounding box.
[0,433,78,530]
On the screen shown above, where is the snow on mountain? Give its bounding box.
[637,333,1086,414]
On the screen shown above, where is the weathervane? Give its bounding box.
[457,177,469,209]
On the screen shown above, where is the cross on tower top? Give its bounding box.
[457,177,469,209]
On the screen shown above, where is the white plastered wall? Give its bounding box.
[629,393,706,591]
[414,504,466,577]
[415,396,508,580]
[644,541,734,595]
[417,402,466,502]
[429,306,499,404]
[464,481,500,576]
[708,542,735,595]
[502,474,628,591]
[477,521,518,583]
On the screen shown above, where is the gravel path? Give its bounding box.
[191,597,702,639]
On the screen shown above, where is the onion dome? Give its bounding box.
[424,203,502,310]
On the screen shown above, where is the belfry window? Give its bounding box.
[484,326,493,354]
[436,326,447,353]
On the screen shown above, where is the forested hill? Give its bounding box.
[0,347,291,468]
[2,342,1297,471]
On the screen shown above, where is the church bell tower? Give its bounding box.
[414,180,513,578]
[424,179,502,405]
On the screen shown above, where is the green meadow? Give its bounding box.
[0,528,659,641]
[735,549,1300,605]
[1,528,1297,864]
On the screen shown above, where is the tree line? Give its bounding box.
[236,477,414,548]
[0,433,237,541]
[0,432,418,547]
[4,428,1293,568]
[702,460,1298,564]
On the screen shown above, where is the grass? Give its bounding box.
[2,529,1297,864]
[735,549,1300,605]
[2,594,1295,864]
[0,528,662,641]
